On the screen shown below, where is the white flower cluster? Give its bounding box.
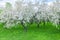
[0,0,60,29]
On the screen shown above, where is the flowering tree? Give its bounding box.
[0,0,60,31]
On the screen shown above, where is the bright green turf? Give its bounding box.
[0,22,60,40]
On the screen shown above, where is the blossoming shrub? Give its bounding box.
[0,0,60,30]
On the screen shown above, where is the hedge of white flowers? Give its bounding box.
[0,0,60,30]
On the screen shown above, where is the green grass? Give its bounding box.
[0,22,60,40]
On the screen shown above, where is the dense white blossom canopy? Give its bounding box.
[0,0,60,29]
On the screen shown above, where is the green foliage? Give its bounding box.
[0,22,60,40]
[5,2,12,9]
[0,9,3,13]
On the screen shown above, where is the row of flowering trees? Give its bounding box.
[0,0,60,30]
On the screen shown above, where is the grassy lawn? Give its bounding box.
[0,22,60,40]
